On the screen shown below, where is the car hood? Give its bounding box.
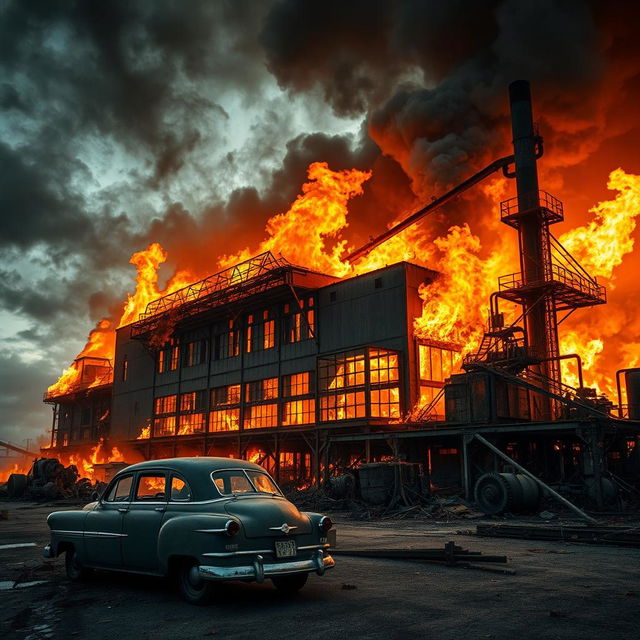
[224,496,312,538]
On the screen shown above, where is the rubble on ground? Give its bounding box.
[0,458,105,501]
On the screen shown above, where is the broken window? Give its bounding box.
[283,372,313,397]
[210,384,240,432]
[283,297,315,344]
[185,339,207,367]
[214,321,240,360]
[245,378,279,403]
[417,342,460,419]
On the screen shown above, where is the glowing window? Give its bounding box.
[370,387,400,418]
[154,395,177,415]
[320,392,366,421]
[211,384,241,407]
[369,349,399,384]
[209,408,240,432]
[244,403,278,429]
[283,372,312,397]
[282,399,316,426]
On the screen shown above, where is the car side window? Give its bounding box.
[106,475,133,502]
[212,470,253,495]
[135,474,167,501]
[170,476,192,502]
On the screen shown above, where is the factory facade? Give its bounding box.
[46,254,460,485]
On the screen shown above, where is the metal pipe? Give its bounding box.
[473,433,599,524]
[0,440,39,457]
[538,353,584,388]
[345,154,515,264]
[615,367,640,418]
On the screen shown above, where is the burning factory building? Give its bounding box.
[37,82,640,513]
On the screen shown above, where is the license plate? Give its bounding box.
[275,540,297,558]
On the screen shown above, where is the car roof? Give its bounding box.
[123,456,265,474]
[115,457,268,501]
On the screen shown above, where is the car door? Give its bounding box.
[85,473,133,567]
[121,471,168,571]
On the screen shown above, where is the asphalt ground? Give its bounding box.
[1,502,639,640]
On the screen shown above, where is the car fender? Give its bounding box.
[157,513,237,573]
[46,510,90,557]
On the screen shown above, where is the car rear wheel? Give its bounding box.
[272,572,308,594]
[177,561,214,605]
[65,548,92,581]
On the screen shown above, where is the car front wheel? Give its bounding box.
[272,572,308,594]
[177,561,214,605]
[65,548,92,581]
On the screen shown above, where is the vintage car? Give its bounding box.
[44,457,334,603]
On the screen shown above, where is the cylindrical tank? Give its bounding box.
[625,370,640,419]
[474,472,540,515]
[7,473,29,498]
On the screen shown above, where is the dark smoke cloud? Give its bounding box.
[262,0,640,199]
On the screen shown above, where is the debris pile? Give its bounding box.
[1,457,104,500]
[286,461,484,521]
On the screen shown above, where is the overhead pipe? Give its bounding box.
[0,439,39,457]
[539,354,584,389]
[345,154,515,264]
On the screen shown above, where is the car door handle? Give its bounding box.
[154,506,166,512]
[117,508,129,513]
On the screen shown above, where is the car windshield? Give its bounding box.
[211,469,282,496]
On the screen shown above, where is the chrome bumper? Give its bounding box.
[198,549,335,583]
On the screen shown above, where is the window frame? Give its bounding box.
[169,474,192,502]
[133,471,169,503]
[210,468,283,497]
[103,473,134,503]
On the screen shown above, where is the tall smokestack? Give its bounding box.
[508,80,559,418]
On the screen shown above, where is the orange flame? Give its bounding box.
[560,169,640,282]
[219,162,371,275]
[137,426,151,440]
[47,161,640,420]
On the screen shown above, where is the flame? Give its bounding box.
[560,169,640,282]
[47,159,640,427]
[46,320,115,397]
[219,162,371,276]
[48,243,196,399]
[64,442,126,481]
[412,225,514,353]
[0,463,23,484]
[137,426,151,440]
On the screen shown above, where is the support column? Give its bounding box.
[462,433,473,500]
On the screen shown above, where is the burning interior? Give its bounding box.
[9,81,639,513]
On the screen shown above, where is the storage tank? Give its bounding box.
[625,370,640,419]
